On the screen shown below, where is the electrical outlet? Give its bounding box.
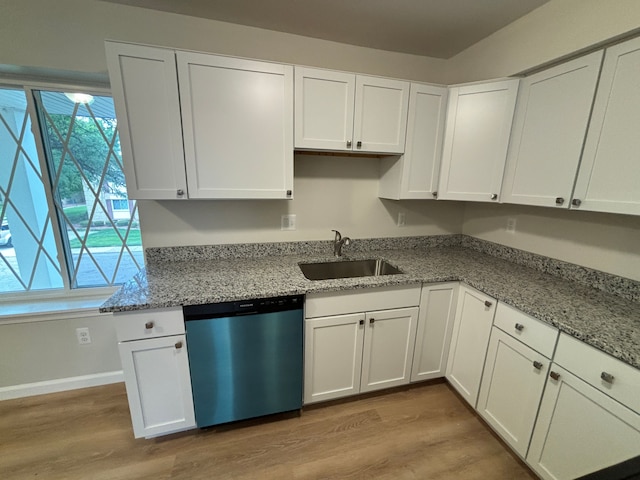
[281,214,296,231]
[76,327,91,345]
[506,217,517,234]
[397,212,406,227]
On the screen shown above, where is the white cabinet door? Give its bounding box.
[378,83,448,199]
[502,52,603,208]
[177,52,294,199]
[445,284,496,407]
[527,365,640,480]
[304,313,365,404]
[353,76,410,154]
[411,282,458,382]
[360,307,419,393]
[294,67,355,151]
[105,42,188,200]
[477,327,550,458]
[119,334,196,438]
[574,36,640,215]
[438,79,519,202]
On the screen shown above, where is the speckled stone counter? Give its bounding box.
[100,238,640,370]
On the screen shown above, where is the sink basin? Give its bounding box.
[299,258,403,281]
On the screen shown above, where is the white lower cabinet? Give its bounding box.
[304,284,421,404]
[527,364,640,480]
[114,308,196,439]
[445,284,496,407]
[477,327,550,458]
[477,303,559,458]
[410,282,458,382]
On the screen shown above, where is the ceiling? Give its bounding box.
[98,0,550,59]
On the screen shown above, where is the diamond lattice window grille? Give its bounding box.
[34,90,144,289]
[0,88,63,293]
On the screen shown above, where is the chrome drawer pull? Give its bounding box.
[515,323,524,331]
[600,372,614,384]
[533,361,543,370]
[549,371,561,381]
[484,300,493,308]
[145,321,154,329]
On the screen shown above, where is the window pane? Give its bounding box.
[34,90,144,288]
[0,87,63,293]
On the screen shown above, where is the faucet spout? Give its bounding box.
[332,229,352,257]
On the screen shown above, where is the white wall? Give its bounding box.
[463,204,640,281]
[446,0,640,84]
[140,155,464,247]
[0,0,445,84]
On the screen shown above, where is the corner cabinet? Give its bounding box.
[438,79,519,203]
[113,308,196,439]
[410,282,458,381]
[294,67,409,154]
[303,284,420,404]
[379,83,448,200]
[501,51,603,208]
[106,41,294,200]
[445,284,496,407]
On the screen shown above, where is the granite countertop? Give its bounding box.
[100,244,640,370]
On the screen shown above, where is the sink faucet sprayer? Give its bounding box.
[332,230,351,257]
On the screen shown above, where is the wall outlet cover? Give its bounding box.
[506,217,517,234]
[76,327,91,345]
[281,214,296,231]
[397,212,406,227]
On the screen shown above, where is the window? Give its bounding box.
[0,85,144,295]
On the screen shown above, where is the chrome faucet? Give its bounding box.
[332,229,351,257]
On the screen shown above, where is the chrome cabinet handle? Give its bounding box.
[550,371,561,381]
[555,197,565,205]
[356,141,362,149]
[177,189,184,196]
[484,300,493,308]
[572,198,582,207]
[145,321,154,329]
[359,319,364,326]
[286,190,292,197]
[601,372,614,384]
[490,193,498,200]
[175,341,183,349]
[432,191,438,198]
[369,318,375,324]
[533,361,543,370]
[515,323,524,331]
[346,140,352,148]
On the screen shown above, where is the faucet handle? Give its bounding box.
[331,229,342,241]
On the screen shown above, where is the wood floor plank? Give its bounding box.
[0,381,536,479]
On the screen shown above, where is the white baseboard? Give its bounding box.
[0,371,124,401]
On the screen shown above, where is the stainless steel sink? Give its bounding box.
[299,258,403,281]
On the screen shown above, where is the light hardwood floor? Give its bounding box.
[0,380,536,479]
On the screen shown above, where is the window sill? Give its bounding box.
[0,290,116,323]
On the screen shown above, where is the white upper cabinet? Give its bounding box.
[294,68,355,151]
[106,41,294,200]
[438,79,519,203]
[105,42,188,200]
[294,67,409,154]
[177,53,293,199]
[502,52,603,208]
[573,36,640,215]
[379,83,448,200]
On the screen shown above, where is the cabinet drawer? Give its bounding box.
[114,307,185,342]
[554,333,640,414]
[305,284,421,318]
[494,303,558,358]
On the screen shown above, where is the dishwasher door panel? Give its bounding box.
[186,309,303,427]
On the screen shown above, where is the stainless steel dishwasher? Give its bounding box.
[183,295,304,427]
